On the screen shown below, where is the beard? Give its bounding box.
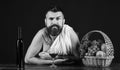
[47,24,62,36]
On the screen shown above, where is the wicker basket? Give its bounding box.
[81,30,114,67]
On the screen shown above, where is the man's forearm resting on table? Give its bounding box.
[25,57,53,65]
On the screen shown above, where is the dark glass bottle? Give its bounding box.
[16,27,24,69]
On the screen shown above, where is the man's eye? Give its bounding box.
[56,17,60,20]
[49,18,54,20]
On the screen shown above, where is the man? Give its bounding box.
[24,7,81,65]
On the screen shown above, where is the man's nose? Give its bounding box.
[52,18,57,24]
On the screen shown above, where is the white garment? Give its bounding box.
[48,24,73,55]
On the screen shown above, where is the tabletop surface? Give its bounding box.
[0,63,120,70]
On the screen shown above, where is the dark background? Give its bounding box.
[1,0,120,65]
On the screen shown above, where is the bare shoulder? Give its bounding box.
[31,27,46,40]
[36,28,46,36]
[28,27,46,48]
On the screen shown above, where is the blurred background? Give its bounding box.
[1,0,120,65]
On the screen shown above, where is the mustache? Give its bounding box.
[48,24,62,30]
[49,24,60,27]
[47,24,62,36]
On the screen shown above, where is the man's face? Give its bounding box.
[45,11,65,36]
[45,11,65,27]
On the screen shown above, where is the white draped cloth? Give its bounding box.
[48,24,74,55]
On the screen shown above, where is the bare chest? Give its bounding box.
[42,38,54,52]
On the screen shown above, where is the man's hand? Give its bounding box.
[39,52,52,60]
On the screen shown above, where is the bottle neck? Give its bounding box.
[18,27,22,40]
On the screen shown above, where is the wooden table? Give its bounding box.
[0,63,120,70]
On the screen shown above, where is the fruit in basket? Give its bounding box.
[86,45,100,56]
[101,44,107,53]
[101,43,113,56]
[85,53,91,56]
[91,40,99,45]
[81,30,114,67]
[96,51,106,57]
[83,40,91,49]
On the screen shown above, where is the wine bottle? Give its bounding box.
[16,27,24,69]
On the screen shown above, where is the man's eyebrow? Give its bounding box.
[48,16,54,18]
[56,16,61,18]
[48,15,61,18]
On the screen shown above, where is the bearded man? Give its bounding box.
[24,7,81,65]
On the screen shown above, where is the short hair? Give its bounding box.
[45,6,64,18]
[48,6,63,13]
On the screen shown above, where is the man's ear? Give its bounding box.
[63,19,65,24]
[45,19,47,26]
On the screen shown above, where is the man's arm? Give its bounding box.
[70,28,81,59]
[24,29,53,65]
